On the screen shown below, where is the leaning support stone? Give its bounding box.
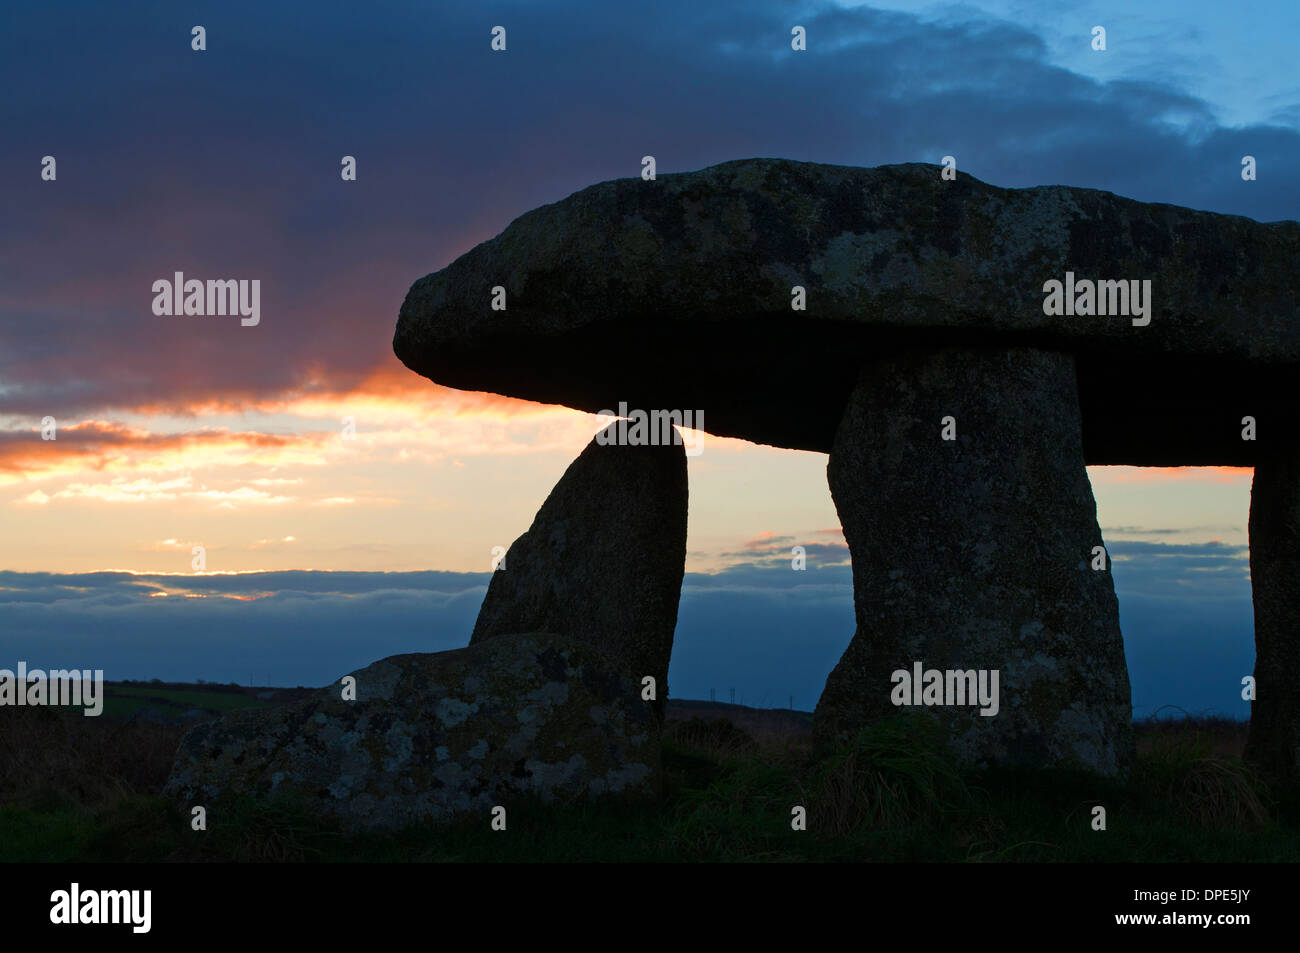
[813,347,1134,775]
[471,422,688,722]
[1245,455,1300,781]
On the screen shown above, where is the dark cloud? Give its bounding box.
[0,544,1253,716]
[0,569,492,604]
[1107,539,1252,603]
[2,0,1297,416]
[1111,540,1248,559]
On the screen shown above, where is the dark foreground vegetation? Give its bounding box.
[1,685,1295,862]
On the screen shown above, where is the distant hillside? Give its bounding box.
[98,681,814,734]
[665,698,813,741]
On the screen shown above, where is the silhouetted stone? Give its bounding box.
[1245,455,1300,781]
[395,157,1300,464]
[390,157,1299,777]
[813,347,1134,775]
[471,424,688,721]
[164,633,659,832]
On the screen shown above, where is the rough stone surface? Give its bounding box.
[163,633,659,832]
[812,347,1134,775]
[395,157,1300,464]
[471,423,688,722]
[1245,455,1300,780]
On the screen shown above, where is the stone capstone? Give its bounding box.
[395,157,1300,464]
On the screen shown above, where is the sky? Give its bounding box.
[1,0,1294,718]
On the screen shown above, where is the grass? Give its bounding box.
[1,703,1296,862]
[801,713,976,835]
[99,684,275,720]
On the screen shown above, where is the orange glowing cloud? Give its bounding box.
[1089,465,1253,485]
[0,421,337,487]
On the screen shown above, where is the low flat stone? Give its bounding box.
[163,633,659,832]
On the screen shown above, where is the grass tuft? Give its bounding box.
[802,711,978,835]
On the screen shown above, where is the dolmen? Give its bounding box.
[166,158,1300,830]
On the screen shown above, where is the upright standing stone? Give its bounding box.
[1245,455,1300,781]
[471,422,688,722]
[813,347,1134,775]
